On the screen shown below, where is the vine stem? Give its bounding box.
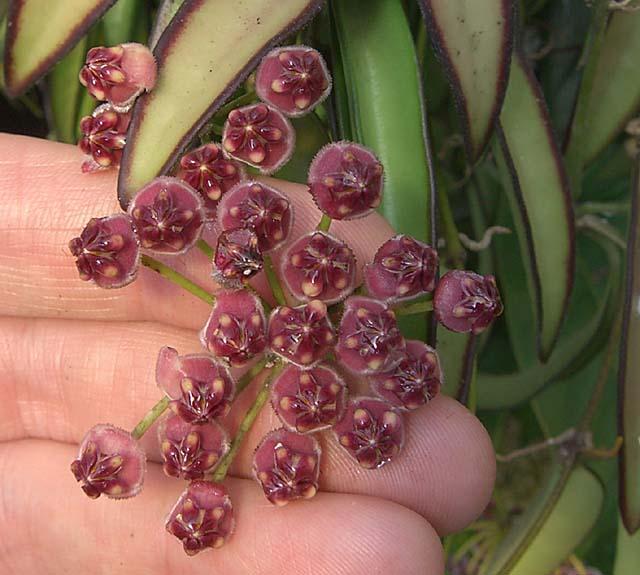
[263,254,287,306]
[131,396,171,440]
[212,361,283,482]
[141,254,215,306]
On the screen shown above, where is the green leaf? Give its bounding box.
[102,0,147,45]
[496,51,575,360]
[3,0,116,97]
[117,0,324,206]
[417,0,514,161]
[485,465,605,575]
[615,517,640,575]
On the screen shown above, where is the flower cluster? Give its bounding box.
[69,43,503,557]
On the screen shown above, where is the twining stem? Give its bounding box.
[212,361,283,482]
[317,213,332,232]
[131,396,171,440]
[196,238,215,259]
[141,254,215,306]
[394,299,433,316]
[263,254,287,307]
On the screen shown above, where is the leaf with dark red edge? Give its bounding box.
[618,158,640,535]
[417,0,514,161]
[117,0,324,208]
[3,0,117,97]
[495,51,575,361]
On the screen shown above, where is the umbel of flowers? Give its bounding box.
[69,41,503,557]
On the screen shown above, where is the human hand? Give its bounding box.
[0,134,495,574]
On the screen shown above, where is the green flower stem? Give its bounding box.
[263,253,287,307]
[196,238,215,259]
[394,299,434,316]
[317,213,332,232]
[236,357,270,394]
[131,396,171,440]
[141,254,215,306]
[437,173,466,269]
[212,361,284,482]
[214,90,257,121]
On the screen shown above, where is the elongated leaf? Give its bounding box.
[580,12,640,166]
[618,160,640,534]
[102,0,146,45]
[4,0,116,97]
[118,0,323,206]
[615,517,640,575]
[486,465,604,575]
[496,52,575,360]
[418,0,514,161]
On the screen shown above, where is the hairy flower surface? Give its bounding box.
[333,398,404,469]
[218,181,293,252]
[200,290,267,367]
[70,424,146,499]
[308,142,384,220]
[213,228,263,286]
[434,270,503,334]
[271,364,347,433]
[222,103,294,173]
[69,214,139,289]
[256,45,331,117]
[79,104,130,173]
[252,428,320,506]
[156,347,236,423]
[281,231,356,304]
[166,481,234,555]
[129,176,205,254]
[177,143,244,219]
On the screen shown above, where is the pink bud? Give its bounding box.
[129,176,205,254]
[79,43,157,109]
[166,481,234,555]
[255,45,331,117]
[222,103,295,174]
[69,214,139,289]
[252,428,321,506]
[308,141,384,220]
[271,363,348,433]
[333,398,405,469]
[434,270,503,334]
[371,340,441,410]
[177,143,245,219]
[70,424,146,499]
[336,296,405,375]
[281,231,356,304]
[78,104,130,173]
[200,290,267,367]
[364,235,438,302]
[155,347,236,423]
[213,228,263,287]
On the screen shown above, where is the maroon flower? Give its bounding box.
[434,270,503,334]
[218,181,293,252]
[271,364,347,433]
[78,104,130,173]
[308,142,384,220]
[159,414,229,480]
[364,235,438,302]
[333,398,405,469]
[268,301,335,367]
[252,428,321,506]
[177,143,244,219]
[200,290,267,367]
[79,43,157,108]
[69,214,139,289]
[281,231,356,304]
[255,45,331,117]
[222,103,295,173]
[371,340,441,410]
[166,481,234,555]
[70,424,146,499]
[336,296,405,375]
[213,228,263,287]
[156,347,236,423]
[129,176,205,254]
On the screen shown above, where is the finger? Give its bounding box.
[0,134,394,330]
[0,440,444,575]
[0,317,495,534]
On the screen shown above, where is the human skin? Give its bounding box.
[0,134,496,575]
